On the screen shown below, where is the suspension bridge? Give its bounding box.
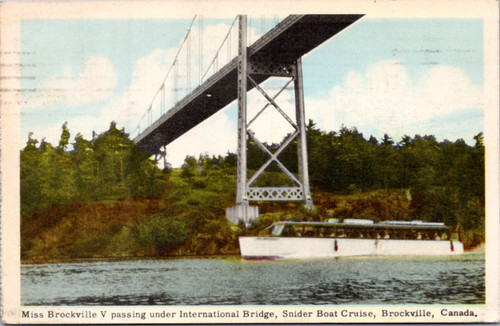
[133,14,364,226]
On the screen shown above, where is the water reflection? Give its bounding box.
[22,253,485,306]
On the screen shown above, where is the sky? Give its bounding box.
[20,16,483,167]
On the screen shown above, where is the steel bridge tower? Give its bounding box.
[226,15,314,227]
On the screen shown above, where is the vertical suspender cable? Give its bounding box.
[138,16,197,136]
[186,28,191,95]
[174,59,178,103]
[199,15,203,84]
[200,16,238,82]
[227,30,231,64]
[161,84,165,115]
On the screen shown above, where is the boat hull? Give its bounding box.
[239,237,464,260]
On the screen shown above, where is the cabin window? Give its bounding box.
[303,226,315,237]
[272,224,284,236]
[282,226,297,237]
[317,227,335,238]
[293,226,305,236]
[422,231,434,240]
[408,229,449,240]
[336,228,346,238]
[270,223,451,241]
[364,229,376,238]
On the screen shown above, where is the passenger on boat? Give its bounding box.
[304,230,314,237]
[282,227,296,237]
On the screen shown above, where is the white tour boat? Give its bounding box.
[239,219,464,260]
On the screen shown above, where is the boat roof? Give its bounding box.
[269,220,449,230]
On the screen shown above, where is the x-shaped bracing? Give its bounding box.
[245,73,303,197]
[227,16,313,226]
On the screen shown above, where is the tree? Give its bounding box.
[377,133,399,191]
[92,122,136,198]
[72,133,98,201]
[397,135,414,188]
[21,121,166,209]
[136,214,191,256]
[307,120,334,190]
[181,156,197,178]
[20,134,42,215]
[58,122,70,152]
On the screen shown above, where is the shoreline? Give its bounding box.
[465,242,485,253]
[22,245,486,265]
[21,254,242,265]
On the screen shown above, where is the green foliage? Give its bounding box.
[135,214,191,256]
[20,120,485,261]
[181,156,198,178]
[58,122,70,152]
[298,205,320,221]
[21,139,76,212]
[20,122,164,215]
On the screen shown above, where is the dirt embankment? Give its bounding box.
[22,189,481,263]
[21,198,163,263]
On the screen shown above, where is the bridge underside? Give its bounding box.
[134,14,364,154]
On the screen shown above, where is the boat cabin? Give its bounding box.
[267,220,454,241]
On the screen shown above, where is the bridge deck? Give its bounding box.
[134,14,364,154]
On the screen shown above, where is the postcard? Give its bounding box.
[1,0,499,324]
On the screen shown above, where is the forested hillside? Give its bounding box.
[20,121,485,261]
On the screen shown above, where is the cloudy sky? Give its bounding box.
[20,17,483,167]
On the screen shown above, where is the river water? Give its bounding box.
[21,253,484,306]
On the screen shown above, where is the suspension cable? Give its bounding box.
[199,15,203,84]
[137,15,198,130]
[187,25,191,92]
[201,15,238,82]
